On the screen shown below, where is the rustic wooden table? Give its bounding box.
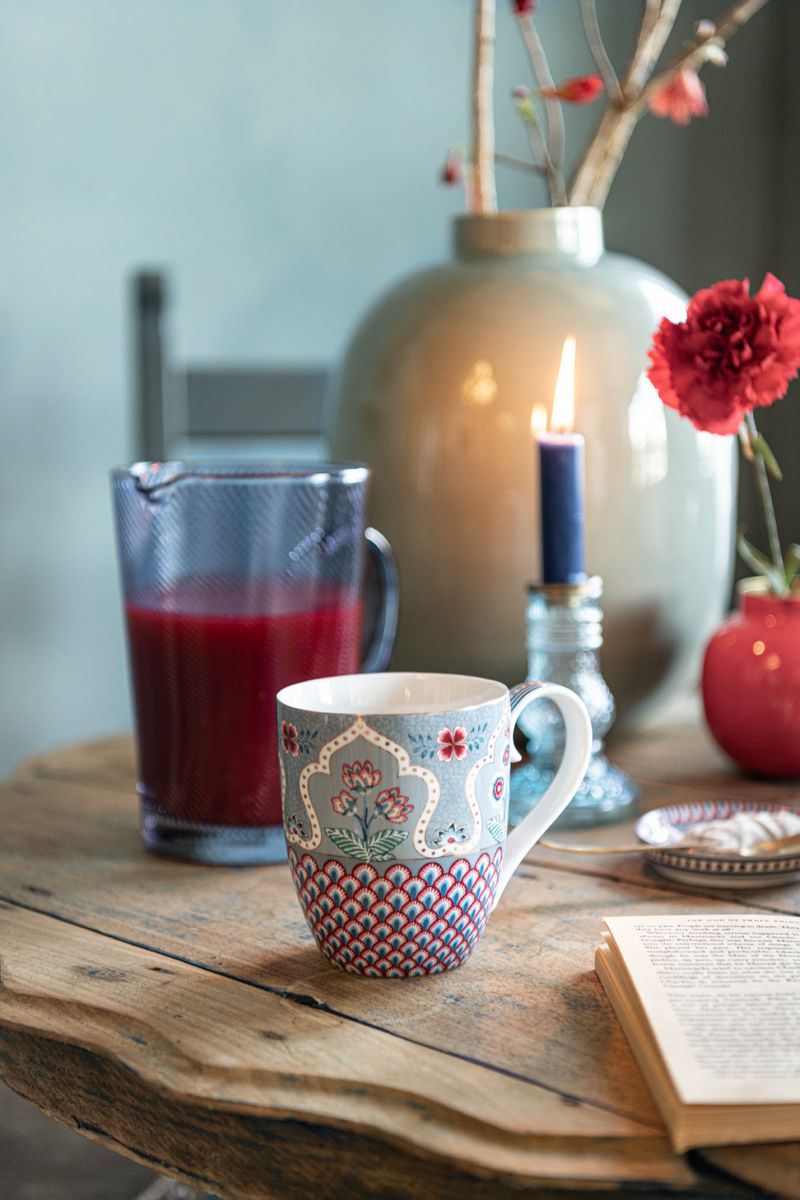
[1,723,799,1200]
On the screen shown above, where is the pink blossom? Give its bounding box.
[648,69,708,126]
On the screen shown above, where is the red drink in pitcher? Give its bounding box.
[112,463,396,864]
[126,583,363,829]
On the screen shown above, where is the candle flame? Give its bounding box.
[530,404,548,436]
[551,336,576,433]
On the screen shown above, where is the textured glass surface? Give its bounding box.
[112,461,391,864]
[512,579,638,829]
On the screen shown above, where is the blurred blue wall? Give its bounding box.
[0,1,784,772]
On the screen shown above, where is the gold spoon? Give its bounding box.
[539,831,800,858]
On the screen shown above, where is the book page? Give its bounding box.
[603,914,800,1105]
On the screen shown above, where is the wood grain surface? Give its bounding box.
[2,723,799,1200]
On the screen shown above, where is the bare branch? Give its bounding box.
[517,14,567,203]
[495,152,544,175]
[472,0,497,213]
[624,0,683,94]
[519,110,564,204]
[580,0,623,105]
[570,0,770,209]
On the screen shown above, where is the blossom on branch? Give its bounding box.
[440,152,463,186]
[512,0,536,14]
[647,275,800,435]
[648,69,708,126]
[540,74,604,104]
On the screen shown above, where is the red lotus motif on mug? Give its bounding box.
[281,721,299,757]
[437,727,468,762]
[331,790,358,816]
[289,850,503,976]
[374,787,414,824]
[342,760,382,791]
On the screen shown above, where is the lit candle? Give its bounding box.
[534,336,586,584]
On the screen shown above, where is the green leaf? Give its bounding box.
[487,817,505,844]
[752,434,784,481]
[325,827,368,859]
[365,829,408,862]
[784,544,800,586]
[737,533,789,596]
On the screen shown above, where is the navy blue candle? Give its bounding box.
[538,431,586,584]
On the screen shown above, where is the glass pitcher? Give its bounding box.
[112,461,398,865]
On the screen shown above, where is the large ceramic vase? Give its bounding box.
[329,208,735,726]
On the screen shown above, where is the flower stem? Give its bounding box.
[745,412,784,580]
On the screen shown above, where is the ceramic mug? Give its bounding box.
[277,672,591,977]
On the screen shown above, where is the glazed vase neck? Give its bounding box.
[454,208,604,266]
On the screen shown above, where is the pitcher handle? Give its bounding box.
[361,527,399,673]
[494,681,592,907]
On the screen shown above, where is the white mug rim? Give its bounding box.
[277,672,508,717]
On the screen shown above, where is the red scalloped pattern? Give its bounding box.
[289,849,503,976]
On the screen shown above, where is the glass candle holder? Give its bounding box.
[510,577,639,828]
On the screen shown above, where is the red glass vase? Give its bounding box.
[702,578,800,777]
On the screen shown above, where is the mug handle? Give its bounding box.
[493,681,592,907]
[361,527,400,673]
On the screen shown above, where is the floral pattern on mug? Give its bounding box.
[375,787,414,824]
[286,813,307,840]
[331,790,358,816]
[433,821,468,850]
[324,760,414,863]
[407,722,488,762]
[438,727,468,761]
[342,759,382,791]
[281,720,319,758]
[281,721,299,757]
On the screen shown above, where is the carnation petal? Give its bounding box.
[757,273,786,300]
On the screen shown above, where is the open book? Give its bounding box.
[596,914,800,1151]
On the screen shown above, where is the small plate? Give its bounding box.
[635,799,800,890]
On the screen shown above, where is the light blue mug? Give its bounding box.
[277,672,591,977]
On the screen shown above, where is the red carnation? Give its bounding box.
[540,74,603,104]
[648,275,800,435]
